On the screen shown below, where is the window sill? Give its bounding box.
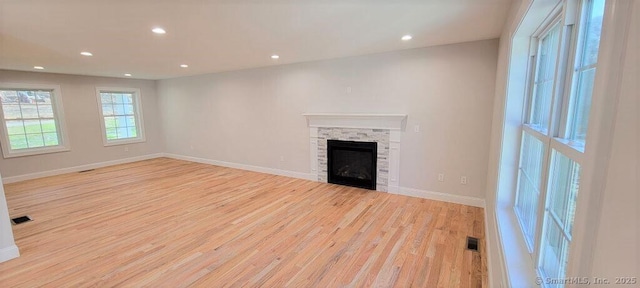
[1,145,70,158]
[103,137,146,147]
[496,201,539,287]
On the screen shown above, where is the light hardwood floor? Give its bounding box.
[0,158,487,287]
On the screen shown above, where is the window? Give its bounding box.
[0,84,70,158]
[539,151,581,283]
[563,0,606,148]
[511,0,606,286]
[96,87,145,146]
[528,22,562,133]
[515,132,546,250]
[515,18,563,250]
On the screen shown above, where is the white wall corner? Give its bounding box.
[0,244,20,263]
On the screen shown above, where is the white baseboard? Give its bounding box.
[0,245,19,263]
[484,206,507,288]
[163,153,316,181]
[388,185,399,193]
[2,153,165,184]
[164,153,486,208]
[392,186,486,208]
[2,151,484,208]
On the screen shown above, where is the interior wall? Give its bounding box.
[158,39,499,199]
[0,70,164,178]
[591,0,639,278]
[484,0,526,285]
[0,172,18,262]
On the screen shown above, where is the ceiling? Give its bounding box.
[0,0,512,80]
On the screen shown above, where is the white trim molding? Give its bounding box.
[393,187,486,208]
[388,131,401,193]
[303,113,408,131]
[1,153,164,184]
[163,153,316,181]
[95,87,146,147]
[0,245,20,263]
[0,83,71,158]
[304,113,407,193]
[164,153,485,208]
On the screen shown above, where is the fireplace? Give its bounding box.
[327,140,377,190]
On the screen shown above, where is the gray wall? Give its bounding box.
[0,71,164,177]
[158,39,499,199]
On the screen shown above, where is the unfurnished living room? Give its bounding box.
[0,0,637,287]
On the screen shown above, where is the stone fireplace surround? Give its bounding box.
[304,114,407,192]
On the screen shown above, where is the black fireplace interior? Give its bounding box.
[327,140,377,190]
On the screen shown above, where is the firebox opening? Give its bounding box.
[327,140,377,190]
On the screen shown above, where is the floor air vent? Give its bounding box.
[466,236,479,252]
[78,169,95,173]
[11,215,32,225]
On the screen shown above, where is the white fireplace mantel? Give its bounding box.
[304,113,407,193]
[303,113,408,131]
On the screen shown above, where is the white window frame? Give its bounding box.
[0,83,71,158]
[95,87,146,146]
[514,11,564,257]
[511,0,607,286]
[493,0,631,286]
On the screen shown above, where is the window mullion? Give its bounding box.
[552,23,576,139]
[548,209,573,242]
[523,53,538,123]
[532,131,553,266]
[550,138,585,164]
[528,39,546,125]
[520,167,542,193]
[575,63,597,71]
[559,6,582,141]
[522,125,550,142]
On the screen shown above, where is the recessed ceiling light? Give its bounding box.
[152,27,166,34]
[124,73,132,77]
[271,55,279,59]
[80,51,93,56]
[34,66,44,70]
[401,35,413,41]
[180,64,188,68]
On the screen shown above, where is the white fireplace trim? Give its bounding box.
[305,113,407,193]
[303,113,407,131]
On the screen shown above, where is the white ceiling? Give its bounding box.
[0,0,512,80]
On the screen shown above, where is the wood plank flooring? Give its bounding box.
[0,158,487,287]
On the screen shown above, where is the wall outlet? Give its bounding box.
[461,176,468,185]
[280,156,285,162]
[438,173,444,182]
[346,86,352,93]
[190,145,194,150]
[414,125,420,133]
